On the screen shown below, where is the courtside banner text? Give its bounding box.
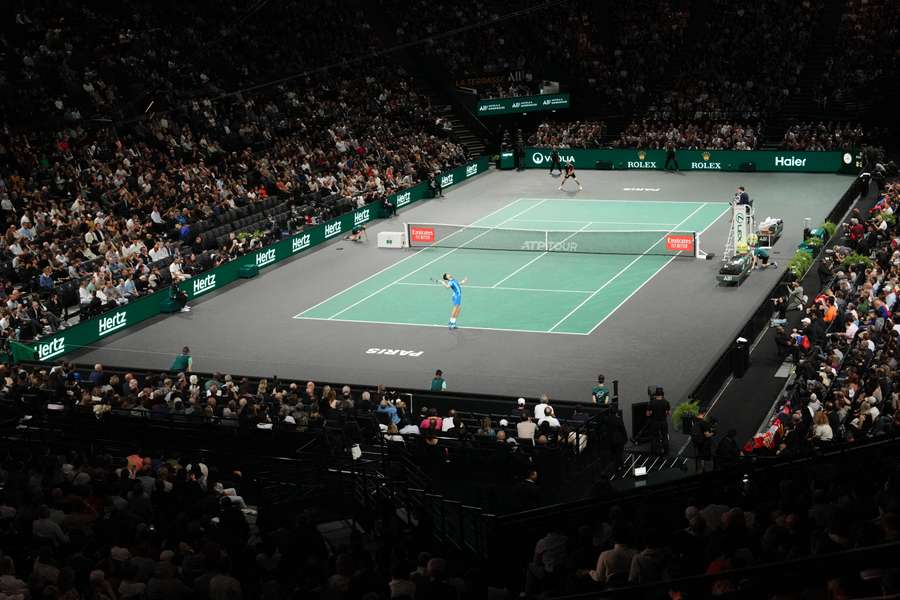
[523,148,851,173]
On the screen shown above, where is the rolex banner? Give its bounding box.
[523,148,853,173]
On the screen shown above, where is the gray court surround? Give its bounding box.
[73,169,853,428]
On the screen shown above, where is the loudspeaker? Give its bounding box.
[740,162,756,172]
[595,160,613,170]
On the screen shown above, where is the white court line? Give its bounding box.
[584,204,731,335]
[293,198,528,318]
[325,200,548,319]
[518,197,731,205]
[490,221,593,288]
[548,203,708,332]
[395,282,594,294]
[293,315,589,336]
[508,218,681,227]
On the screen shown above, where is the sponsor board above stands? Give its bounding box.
[523,148,853,173]
[476,93,570,116]
[9,157,490,363]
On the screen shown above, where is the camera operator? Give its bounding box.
[690,409,716,472]
[645,387,671,455]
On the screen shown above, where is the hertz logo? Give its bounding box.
[98,311,127,337]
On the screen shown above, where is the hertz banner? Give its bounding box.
[524,148,852,173]
[476,93,570,116]
[10,157,490,363]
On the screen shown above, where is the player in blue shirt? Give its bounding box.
[441,273,468,329]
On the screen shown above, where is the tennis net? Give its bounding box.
[404,222,702,257]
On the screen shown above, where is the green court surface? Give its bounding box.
[294,198,729,334]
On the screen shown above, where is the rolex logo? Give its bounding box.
[638,151,646,160]
[702,152,711,161]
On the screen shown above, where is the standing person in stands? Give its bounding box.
[170,346,193,374]
[646,388,671,454]
[691,409,716,472]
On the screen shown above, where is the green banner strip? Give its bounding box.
[476,93,570,116]
[13,157,490,363]
[524,148,855,173]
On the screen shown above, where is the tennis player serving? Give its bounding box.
[441,273,467,329]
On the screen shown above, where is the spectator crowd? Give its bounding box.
[754,181,900,455]
[781,121,866,151]
[0,1,467,346]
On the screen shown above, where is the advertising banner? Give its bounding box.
[476,93,570,116]
[523,148,848,173]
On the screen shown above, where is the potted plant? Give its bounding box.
[672,399,700,434]
[840,253,874,270]
[787,250,813,279]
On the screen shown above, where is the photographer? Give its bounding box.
[690,409,716,472]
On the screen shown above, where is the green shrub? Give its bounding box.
[840,253,874,269]
[821,221,837,238]
[672,399,700,432]
[788,250,813,279]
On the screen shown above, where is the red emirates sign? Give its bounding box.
[410,227,435,243]
[665,234,694,253]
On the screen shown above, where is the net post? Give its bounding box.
[403,222,409,248]
[545,230,549,252]
[694,231,709,260]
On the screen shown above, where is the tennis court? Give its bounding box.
[294,198,729,334]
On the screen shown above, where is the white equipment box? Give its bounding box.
[377,231,406,249]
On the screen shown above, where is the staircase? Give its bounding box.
[609,451,690,481]
[436,104,486,157]
[763,1,845,145]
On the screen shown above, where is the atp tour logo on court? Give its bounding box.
[98,310,127,337]
[626,150,657,169]
[465,163,478,177]
[520,240,579,252]
[292,233,311,253]
[192,273,216,296]
[774,155,807,168]
[395,191,412,207]
[440,173,454,187]
[366,348,424,357]
[255,248,276,267]
[691,151,721,170]
[531,152,575,165]
[410,226,435,243]
[354,209,370,227]
[36,337,66,361]
[324,221,343,239]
